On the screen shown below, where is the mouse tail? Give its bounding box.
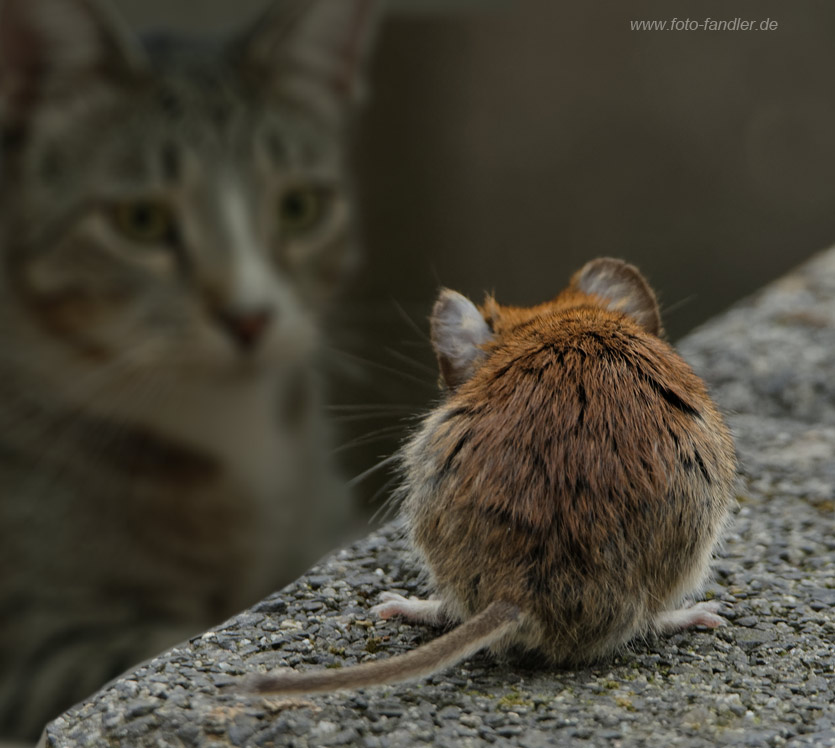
[246,600,521,695]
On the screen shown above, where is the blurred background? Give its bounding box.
[116,0,835,516]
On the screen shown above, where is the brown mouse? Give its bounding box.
[248,258,736,695]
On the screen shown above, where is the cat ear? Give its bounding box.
[430,288,494,390]
[238,0,382,116]
[0,0,145,123]
[571,257,663,336]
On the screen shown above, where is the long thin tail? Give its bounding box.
[247,601,521,695]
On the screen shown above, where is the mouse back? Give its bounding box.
[403,258,735,663]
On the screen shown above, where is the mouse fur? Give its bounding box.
[249,257,736,695]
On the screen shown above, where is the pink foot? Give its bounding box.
[370,592,446,625]
[654,600,726,633]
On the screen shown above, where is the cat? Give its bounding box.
[0,0,381,740]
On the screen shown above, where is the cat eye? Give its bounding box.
[110,200,176,244]
[278,186,330,235]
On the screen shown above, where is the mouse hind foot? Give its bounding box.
[653,600,725,633]
[371,592,448,626]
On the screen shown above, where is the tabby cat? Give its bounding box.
[0,0,380,740]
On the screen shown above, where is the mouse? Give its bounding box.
[247,257,737,695]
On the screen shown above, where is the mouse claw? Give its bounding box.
[371,593,446,625]
[371,592,410,620]
[377,591,407,604]
[686,600,725,629]
[654,600,726,633]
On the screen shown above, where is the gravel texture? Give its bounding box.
[41,250,835,748]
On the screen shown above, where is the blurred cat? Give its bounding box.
[0,0,380,739]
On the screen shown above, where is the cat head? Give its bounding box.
[0,0,381,382]
[430,258,663,389]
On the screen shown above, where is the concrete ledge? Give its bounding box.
[42,251,835,747]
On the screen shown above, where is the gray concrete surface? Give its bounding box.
[40,250,835,747]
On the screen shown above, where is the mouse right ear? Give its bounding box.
[430,289,493,390]
[571,258,663,336]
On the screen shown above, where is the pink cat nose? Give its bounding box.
[216,308,273,352]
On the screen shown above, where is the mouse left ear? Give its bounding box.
[430,288,493,390]
[571,258,663,336]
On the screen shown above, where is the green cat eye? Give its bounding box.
[111,200,175,244]
[279,186,328,235]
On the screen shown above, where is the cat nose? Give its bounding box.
[216,308,273,352]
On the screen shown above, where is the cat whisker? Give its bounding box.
[0,336,152,440]
[31,350,166,468]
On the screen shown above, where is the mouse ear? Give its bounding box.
[430,289,493,390]
[571,258,663,336]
